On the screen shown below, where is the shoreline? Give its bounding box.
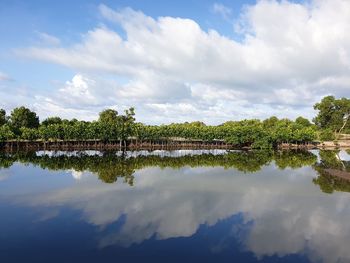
[0,139,349,151]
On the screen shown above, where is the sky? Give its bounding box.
[0,0,349,124]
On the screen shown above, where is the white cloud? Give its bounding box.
[36,31,61,46]
[56,74,118,107]
[31,73,193,122]
[0,71,12,81]
[29,74,119,121]
[13,0,350,123]
[212,3,232,20]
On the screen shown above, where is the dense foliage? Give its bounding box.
[0,109,6,126]
[0,95,349,148]
[9,106,39,134]
[0,109,317,149]
[313,96,350,135]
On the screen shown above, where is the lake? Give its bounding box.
[0,149,350,263]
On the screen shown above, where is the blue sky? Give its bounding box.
[0,0,348,124]
[0,0,254,84]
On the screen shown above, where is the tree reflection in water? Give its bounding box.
[0,149,321,186]
[3,149,350,194]
[313,150,350,194]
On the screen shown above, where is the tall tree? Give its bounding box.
[263,116,279,130]
[0,109,6,126]
[41,117,63,126]
[9,107,40,134]
[313,96,350,133]
[119,107,135,144]
[295,116,312,127]
[98,109,119,125]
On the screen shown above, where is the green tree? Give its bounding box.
[0,109,6,126]
[98,109,119,125]
[41,117,63,126]
[0,125,15,141]
[39,124,63,140]
[9,106,39,134]
[20,127,39,141]
[295,116,312,127]
[263,116,279,130]
[319,129,336,141]
[118,107,136,146]
[313,96,350,133]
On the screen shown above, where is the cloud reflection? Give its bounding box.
[5,155,350,263]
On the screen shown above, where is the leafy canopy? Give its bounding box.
[9,106,39,134]
[313,96,350,132]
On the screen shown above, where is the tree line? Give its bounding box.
[0,95,349,149]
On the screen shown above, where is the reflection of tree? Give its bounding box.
[5,149,350,194]
[313,150,350,194]
[313,169,350,194]
[133,151,273,173]
[93,154,135,185]
[0,150,323,185]
[322,150,350,171]
[224,151,272,173]
[0,153,15,169]
[274,150,317,169]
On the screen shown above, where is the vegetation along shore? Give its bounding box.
[0,95,349,150]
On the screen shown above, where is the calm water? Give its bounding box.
[0,149,350,263]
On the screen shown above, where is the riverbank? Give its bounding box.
[278,140,350,150]
[0,139,237,151]
[1,139,347,151]
[317,140,350,149]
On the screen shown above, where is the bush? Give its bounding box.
[0,125,15,141]
[20,127,39,141]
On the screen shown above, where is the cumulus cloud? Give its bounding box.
[29,74,110,121]
[31,73,193,122]
[14,0,350,123]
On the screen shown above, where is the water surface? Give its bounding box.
[0,149,350,263]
